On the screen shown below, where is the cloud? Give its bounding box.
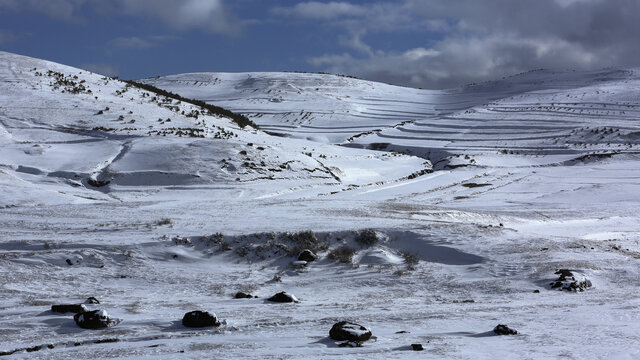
[118,0,242,36]
[273,1,367,20]
[108,37,153,51]
[0,0,242,35]
[0,0,86,22]
[79,63,119,77]
[282,0,640,88]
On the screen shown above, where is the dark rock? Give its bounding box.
[65,259,73,266]
[182,310,220,328]
[74,309,116,329]
[411,343,424,351]
[87,178,110,187]
[267,291,299,303]
[533,289,540,293]
[297,249,318,262]
[234,292,254,299]
[550,269,592,292]
[86,297,100,304]
[329,321,372,342]
[51,304,88,314]
[493,324,518,335]
[25,345,41,353]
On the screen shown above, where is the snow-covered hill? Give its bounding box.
[0,52,429,207]
[1,52,640,359]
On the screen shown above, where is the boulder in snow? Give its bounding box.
[74,310,115,329]
[51,304,88,314]
[493,324,518,335]
[267,291,299,303]
[182,310,221,328]
[297,249,318,262]
[234,292,255,299]
[550,269,592,292]
[329,321,372,342]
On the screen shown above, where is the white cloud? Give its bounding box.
[273,1,367,20]
[108,37,153,50]
[118,0,241,36]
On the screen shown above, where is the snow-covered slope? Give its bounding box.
[0,52,429,207]
[143,72,442,143]
[2,53,640,359]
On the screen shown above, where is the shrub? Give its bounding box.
[282,230,329,255]
[355,229,378,246]
[155,218,172,226]
[328,246,356,264]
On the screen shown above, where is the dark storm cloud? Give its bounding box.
[284,0,640,88]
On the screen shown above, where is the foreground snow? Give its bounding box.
[1,52,639,359]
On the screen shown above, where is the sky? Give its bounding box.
[1,0,640,89]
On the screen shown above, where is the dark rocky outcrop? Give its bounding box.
[550,269,592,292]
[267,291,299,303]
[182,310,220,328]
[74,310,116,329]
[329,321,372,342]
[85,297,100,304]
[411,343,424,351]
[297,249,318,262]
[493,324,518,335]
[51,304,88,314]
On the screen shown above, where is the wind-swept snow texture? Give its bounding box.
[1,52,640,359]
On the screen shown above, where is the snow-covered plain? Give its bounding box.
[1,51,640,359]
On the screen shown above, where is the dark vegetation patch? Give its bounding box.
[126,80,257,129]
[462,183,491,188]
[328,246,356,264]
[355,229,378,246]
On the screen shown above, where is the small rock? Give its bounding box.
[51,304,88,314]
[267,291,299,303]
[182,310,220,328]
[65,259,73,266]
[411,343,424,351]
[533,289,540,293]
[329,321,372,342]
[297,249,318,262]
[85,297,100,304]
[493,324,518,335]
[234,292,254,299]
[74,310,115,329]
